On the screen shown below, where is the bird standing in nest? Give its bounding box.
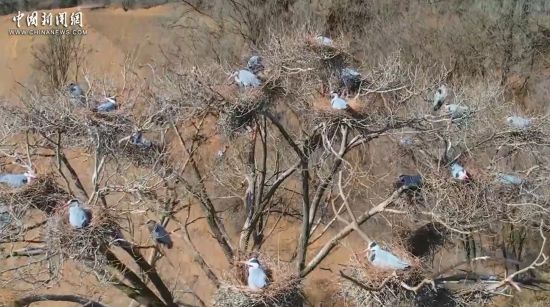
[242,257,269,290]
[67,199,92,229]
[367,241,410,270]
[229,69,261,88]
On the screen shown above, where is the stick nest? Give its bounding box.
[0,175,68,214]
[213,255,304,307]
[45,206,119,269]
[80,110,134,153]
[218,89,270,138]
[340,249,426,307]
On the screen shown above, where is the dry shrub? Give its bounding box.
[45,205,120,270]
[213,255,304,307]
[0,175,68,214]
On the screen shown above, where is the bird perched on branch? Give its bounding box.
[67,199,91,229]
[367,241,410,270]
[146,220,173,249]
[242,257,268,290]
[94,96,118,113]
[247,55,264,74]
[0,169,37,188]
[230,69,261,88]
[506,116,532,129]
[432,85,448,111]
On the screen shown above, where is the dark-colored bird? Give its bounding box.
[432,85,448,111]
[129,131,153,148]
[146,220,173,249]
[340,67,362,94]
[246,55,264,74]
[395,174,423,190]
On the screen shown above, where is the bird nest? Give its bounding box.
[45,206,120,269]
[420,176,509,232]
[0,175,68,214]
[218,89,270,138]
[340,250,426,307]
[79,110,134,154]
[118,141,168,169]
[213,255,304,307]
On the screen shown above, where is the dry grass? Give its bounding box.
[213,254,304,307]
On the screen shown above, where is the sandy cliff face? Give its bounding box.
[0,4,355,306]
[1,2,549,307]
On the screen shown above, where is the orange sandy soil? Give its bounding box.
[0,4,368,306]
[0,3,523,307]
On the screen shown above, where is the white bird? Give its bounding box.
[433,85,448,111]
[367,242,410,270]
[231,70,261,88]
[68,199,91,229]
[330,92,349,110]
[95,97,118,113]
[450,162,469,181]
[246,55,264,74]
[129,132,152,148]
[315,35,334,47]
[506,116,532,129]
[0,170,37,188]
[443,104,469,119]
[497,173,524,185]
[243,257,268,290]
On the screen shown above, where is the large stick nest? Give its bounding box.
[340,248,426,307]
[218,89,270,138]
[0,175,68,214]
[45,205,120,270]
[213,254,304,307]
